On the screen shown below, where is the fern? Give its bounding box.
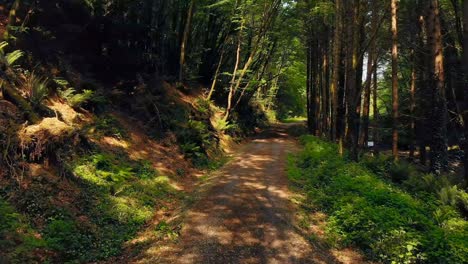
[56,77,95,107]
[22,72,49,107]
[59,87,76,100]
[69,89,94,107]
[0,41,8,52]
[5,50,24,66]
[0,41,24,66]
[214,119,236,131]
[53,77,70,88]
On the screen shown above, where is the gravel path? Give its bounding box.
[133,125,343,264]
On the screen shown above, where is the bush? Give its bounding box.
[288,135,468,263]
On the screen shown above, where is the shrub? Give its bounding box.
[288,135,468,263]
[21,71,49,107]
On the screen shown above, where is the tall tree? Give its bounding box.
[426,0,448,173]
[391,0,399,161]
[461,0,468,184]
[179,0,196,81]
[331,0,342,141]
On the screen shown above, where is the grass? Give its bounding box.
[288,135,468,263]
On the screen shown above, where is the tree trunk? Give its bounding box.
[206,48,225,101]
[359,0,378,149]
[331,0,342,142]
[344,0,359,161]
[179,0,195,81]
[426,0,448,173]
[372,58,379,155]
[461,0,468,185]
[409,52,417,160]
[391,0,399,161]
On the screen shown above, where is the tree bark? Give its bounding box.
[179,0,195,81]
[391,0,399,161]
[372,57,379,154]
[426,0,448,173]
[331,0,342,141]
[359,0,378,149]
[461,0,468,184]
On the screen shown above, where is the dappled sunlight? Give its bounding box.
[131,126,344,264]
[100,136,130,149]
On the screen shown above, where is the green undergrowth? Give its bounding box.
[0,199,48,263]
[57,150,182,261]
[288,135,468,263]
[1,146,183,263]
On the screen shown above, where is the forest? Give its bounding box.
[0,0,468,263]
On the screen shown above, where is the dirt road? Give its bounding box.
[133,125,343,263]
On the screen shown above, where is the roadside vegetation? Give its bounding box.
[288,136,468,263]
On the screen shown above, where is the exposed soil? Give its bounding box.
[123,124,366,264]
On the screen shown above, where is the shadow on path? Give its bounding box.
[129,124,344,264]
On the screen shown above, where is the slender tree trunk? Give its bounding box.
[359,0,378,149]
[391,0,399,161]
[372,58,379,155]
[306,37,313,133]
[331,0,342,141]
[359,54,373,149]
[409,52,417,160]
[225,31,242,121]
[344,0,359,161]
[426,0,448,173]
[179,0,195,81]
[206,48,225,100]
[461,0,468,184]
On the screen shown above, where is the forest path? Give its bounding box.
[131,124,343,264]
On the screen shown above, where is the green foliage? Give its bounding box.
[213,118,237,132]
[43,218,91,260]
[1,146,178,262]
[0,41,24,66]
[288,136,468,263]
[22,71,49,107]
[93,114,127,139]
[51,150,181,261]
[177,119,214,168]
[5,50,24,66]
[154,220,179,241]
[0,199,47,263]
[54,78,95,108]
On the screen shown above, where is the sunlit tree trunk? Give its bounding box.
[331,0,342,141]
[409,51,417,160]
[426,0,448,173]
[372,57,379,154]
[359,0,378,149]
[391,0,399,161]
